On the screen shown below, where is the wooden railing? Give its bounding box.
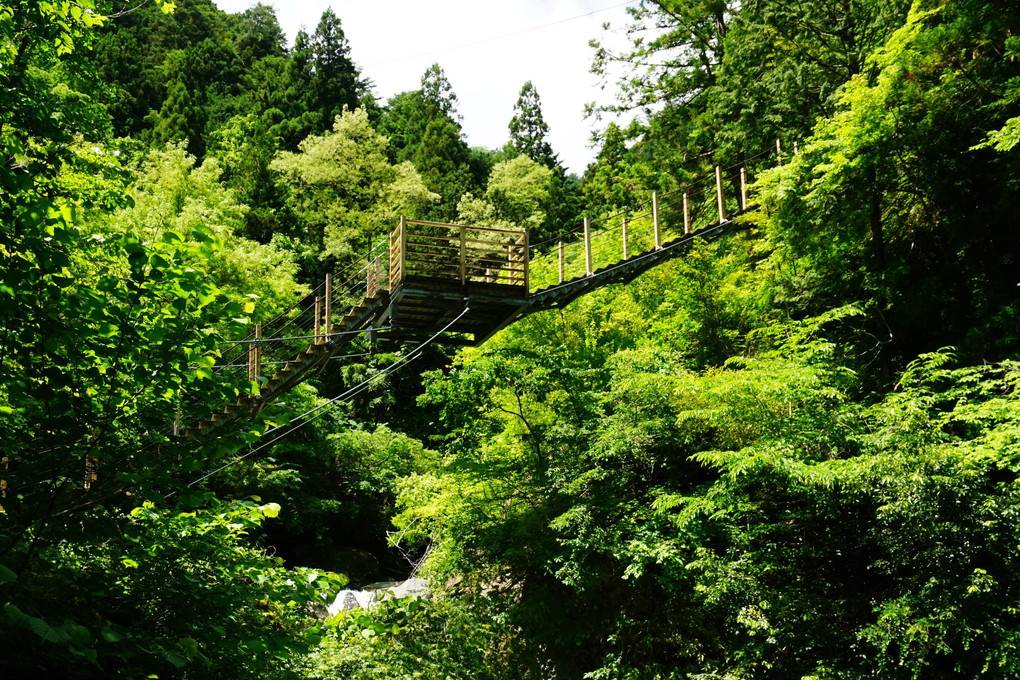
[388,218,528,291]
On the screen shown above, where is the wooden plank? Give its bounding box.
[466,266,522,279]
[406,241,460,253]
[403,249,460,261]
[776,138,782,164]
[715,165,726,223]
[406,232,466,244]
[466,255,520,266]
[408,233,519,248]
[399,216,407,287]
[405,218,524,236]
[403,258,461,270]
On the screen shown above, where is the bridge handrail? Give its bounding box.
[388,217,528,291]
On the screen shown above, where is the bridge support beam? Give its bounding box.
[558,241,565,283]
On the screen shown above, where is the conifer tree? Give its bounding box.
[310,8,360,129]
[379,64,478,220]
[148,51,205,156]
[234,2,287,66]
[508,81,556,167]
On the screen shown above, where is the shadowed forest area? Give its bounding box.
[2,0,1020,677]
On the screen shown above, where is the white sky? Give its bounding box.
[211,0,635,175]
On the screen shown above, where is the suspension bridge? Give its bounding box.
[1,147,785,506]
[171,146,782,443]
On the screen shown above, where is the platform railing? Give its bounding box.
[389,218,529,291]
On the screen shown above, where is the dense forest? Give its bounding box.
[1,0,1019,677]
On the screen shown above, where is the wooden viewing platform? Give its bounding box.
[368,218,531,345]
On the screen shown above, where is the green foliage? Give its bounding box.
[107,142,308,321]
[393,295,1020,677]
[581,122,647,216]
[211,381,437,571]
[233,2,286,67]
[209,112,297,242]
[508,81,556,167]
[0,8,342,679]
[378,65,480,220]
[1,499,339,678]
[307,9,362,133]
[6,0,1020,678]
[272,107,438,266]
[298,596,502,680]
[753,0,1020,365]
[458,155,553,235]
[973,35,1020,153]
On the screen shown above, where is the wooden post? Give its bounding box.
[558,241,565,283]
[683,193,691,235]
[793,141,799,155]
[247,331,255,380]
[460,226,467,284]
[740,167,748,212]
[584,216,593,276]
[622,217,629,260]
[324,274,332,335]
[715,165,726,223]
[522,230,529,293]
[653,191,662,249]
[389,229,399,290]
[314,296,322,344]
[254,323,262,377]
[776,138,783,164]
[399,215,407,285]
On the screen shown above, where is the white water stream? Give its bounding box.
[326,577,429,616]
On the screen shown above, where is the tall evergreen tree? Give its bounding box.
[508,81,556,167]
[309,8,360,130]
[147,50,206,156]
[379,64,478,220]
[233,2,287,67]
